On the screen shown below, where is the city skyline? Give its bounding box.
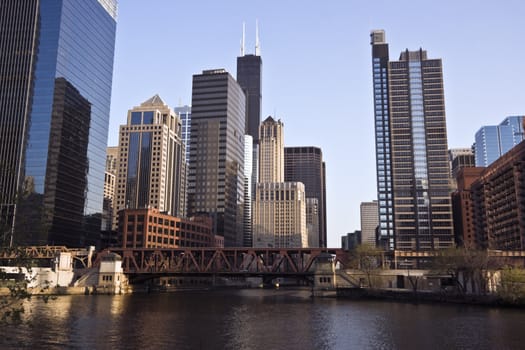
[108,1,525,247]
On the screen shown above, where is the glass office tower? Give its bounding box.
[174,105,192,162]
[370,30,395,250]
[0,0,40,246]
[474,116,524,167]
[0,0,117,247]
[371,30,454,251]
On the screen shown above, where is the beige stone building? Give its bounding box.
[253,182,307,248]
[102,146,118,231]
[360,200,379,246]
[253,117,307,248]
[114,95,185,229]
[259,116,284,183]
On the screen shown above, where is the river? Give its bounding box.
[2,289,525,349]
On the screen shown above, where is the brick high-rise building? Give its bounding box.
[119,208,215,249]
[471,141,525,250]
[371,30,454,251]
[451,167,485,248]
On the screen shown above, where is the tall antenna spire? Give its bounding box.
[240,22,245,56]
[255,19,260,56]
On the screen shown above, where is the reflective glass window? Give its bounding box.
[143,111,154,124]
[131,112,142,125]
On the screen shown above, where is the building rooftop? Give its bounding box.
[140,94,166,107]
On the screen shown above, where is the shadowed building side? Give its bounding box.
[188,69,245,247]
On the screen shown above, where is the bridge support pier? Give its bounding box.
[312,253,337,297]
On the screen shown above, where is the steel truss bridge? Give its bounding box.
[3,246,525,272]
[0,245,94,268]
[101,247,348,277]
[0,246,348,275]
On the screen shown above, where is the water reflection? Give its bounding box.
[3,290,525,349]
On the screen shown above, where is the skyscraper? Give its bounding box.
[0,0,117,247]
[370,30,395,250]
[451,167,484,249]
[253,117,308,248]
[449,148,475,179]
[237,23,262,144]
[188,69,245,247]
[306,198,319,248]
[471,141,525,250]
[243,135,253,247]
[371,30,454,251]
[174,105,192,162]
[474,116,524,167]
[253,182,307,248]
[284,147,327,248]
[102,146,118,233]
[259,117,284,183]
[237,23,263,210]
[360,201,379,246]
[115,95,185,226]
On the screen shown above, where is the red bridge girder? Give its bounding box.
[103,247,348,275]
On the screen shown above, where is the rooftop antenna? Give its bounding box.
[255,19,260,56]
[241,22,245,56]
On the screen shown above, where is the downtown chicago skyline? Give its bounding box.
[2,4,519,245]
[109,2,524,247]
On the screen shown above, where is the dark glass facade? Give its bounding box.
[237,54,262,206]
[188,70,245,247]
[1,0,117,247]
[371,31,454,251]
[0,0,40,245]
[236,54,262,143]
[284,147,327,248]
[370,30,395,250]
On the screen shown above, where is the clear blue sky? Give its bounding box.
[108,0,525,247]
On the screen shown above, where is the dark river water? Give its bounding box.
[2,289,525,349]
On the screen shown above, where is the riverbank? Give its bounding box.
[336,287,525,307]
